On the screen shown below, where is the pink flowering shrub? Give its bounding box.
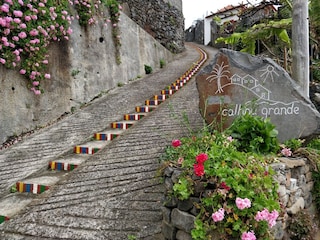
[0,0,122,94]
[161,130,281,239]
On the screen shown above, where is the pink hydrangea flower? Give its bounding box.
[212,208,225,222]
[241,231,256,240]
[236,197,251,210]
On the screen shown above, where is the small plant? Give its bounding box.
[226,113,279,154]
[127,235,137,240]
[286,210,317,240]
[160,59,165,68]
[283,138,303,152]
[144,64,153,74]
[71,69,81,77]
[117,82,124,87]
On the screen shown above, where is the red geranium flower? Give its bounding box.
[194,163,205,177]
[196,153,208,164]
[171,139,181,148]
[220,182,231,191]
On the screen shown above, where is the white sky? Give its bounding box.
[182,0,262,29]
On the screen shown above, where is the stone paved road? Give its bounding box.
[0,44,218,239]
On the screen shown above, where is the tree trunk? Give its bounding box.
[292,0,309,97]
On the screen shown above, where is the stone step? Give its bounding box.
[0,195,35,223]
[49,154,89,171]
[94,129,124,140]
[145,99,161,106]
[135,105,157,113]
[15,174,64,194]
[110,120,136,129]
[160,89,176,95]
[74,140,110,154]
[153,94,168,101]
[123,113,147,121]
[168,84,180,91]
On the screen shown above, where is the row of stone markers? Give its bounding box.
[0,46,208,224]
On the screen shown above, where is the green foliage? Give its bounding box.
[286,210,316,240]
[173,177,193,200]
[160,126,281,239]
[283,138,303,151]
[307,136,320,150]
[311,61,320,82]
[160,59,165,68]
[216,18,292,55]
[227,113,279,154]
[144,64,153,74]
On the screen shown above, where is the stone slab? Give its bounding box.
[196,48,320,142]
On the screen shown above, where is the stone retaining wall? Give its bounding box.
[161,157,316,240]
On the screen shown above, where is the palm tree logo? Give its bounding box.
[206,61,230,93]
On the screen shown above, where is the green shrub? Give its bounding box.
[144,64,153,74]
[226,113,279,154]
[160,59,165,68]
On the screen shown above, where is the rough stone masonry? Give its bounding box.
[196,48,320,142]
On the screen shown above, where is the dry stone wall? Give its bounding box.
[162,158,317,240]
[119,0,184,53]
[0,11,174,144]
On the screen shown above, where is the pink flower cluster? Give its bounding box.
[212,208,225,222]
[255,208,279,228]
[236,197,251,210]
[241,231,256,240]
[0,0,74,94]
[193,153,208,177]
[281,147,292,157]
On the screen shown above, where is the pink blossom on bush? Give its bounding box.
[44,73,51,79]
[19,69,26,74]
[281,147,292,157]
[255,208,279,228]
[195,153,208,164]
[236,197,251,210]
[13,10,23,17]
[18,31,27,39]
[171,139,181,148]
[29,29,39,36]
[24,15,31,21]
[32,81,39,86]
[0,4,10,13]
[0,58,6,64]
[212,208,225,222]
[19,23,26,28]
[241,231,256,240]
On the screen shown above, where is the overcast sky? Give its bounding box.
[182,0,262,29]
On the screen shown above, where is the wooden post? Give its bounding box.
[292,0,309,97]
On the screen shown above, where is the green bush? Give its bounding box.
[144,64,153,74]
[226,113,279,154]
